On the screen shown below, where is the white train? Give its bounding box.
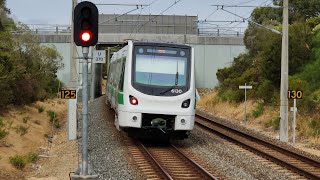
[106,41,195,139]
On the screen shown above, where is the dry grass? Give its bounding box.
[197,89,320,156]
[0,98,67,172]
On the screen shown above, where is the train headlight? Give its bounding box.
[129,95,138,105]
[181,99,190,108]
[181,119,186,124]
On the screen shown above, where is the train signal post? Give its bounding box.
[71,1,98,179]
[239,83,252,128]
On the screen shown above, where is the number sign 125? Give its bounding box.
[60,90,77,99]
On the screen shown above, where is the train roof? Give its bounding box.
[132,41,191,48]
[111,40,191,62]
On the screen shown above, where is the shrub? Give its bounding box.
[54,121,61,129]
[264,117,280,130]
[22,117,30,124]
[15,125,29,136]
[218,89,243,103]
[309,119,320,137]
[37,106,45,113]
[44,133,49,138]
[256,80,276,103]
[252,103,265,118]
[9,152,39,169]
[0,129,8,140]
[26,153,39,163]
[0,117,9,140]
[9,155,26,169]
[47,110,58,123]
[47,110,61,128]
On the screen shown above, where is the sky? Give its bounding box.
[6,0,274,32]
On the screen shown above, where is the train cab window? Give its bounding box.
[132,44,191,96]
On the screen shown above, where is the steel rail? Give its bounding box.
[195,113,320,180]
[138,141,174,180]
[171,144,218,180]
[138,141,218,179]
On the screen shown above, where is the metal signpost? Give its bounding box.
[290,99,297,144]
[288,90,302,144]
[239,83,252,127]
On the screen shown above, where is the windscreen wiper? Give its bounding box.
[160,62,179,95]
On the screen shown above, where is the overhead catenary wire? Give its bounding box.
[236,0,260,6]
[128,6,144,39]
[220,8,281,34]
[98,0,160,25]
[204,8,219,21]
[99,7,140,25]
[189,0,274,44]
[189,0,273,39]
[95,3,148,7]
[132,0,183,39]
[212,5,282,8]
[203,0,277,36]
[128,0,160,39]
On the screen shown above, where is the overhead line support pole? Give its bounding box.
[280,0,289,142]
[67,0,78,141]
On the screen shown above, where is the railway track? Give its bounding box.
[127,139,218,180]
[195,113,320,180]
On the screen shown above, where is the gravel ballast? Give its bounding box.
[78,96,142,180]
[173,127,292,180]
[79,96,302,179]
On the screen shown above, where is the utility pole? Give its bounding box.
[67,0,78,141]
[280,0,289,142]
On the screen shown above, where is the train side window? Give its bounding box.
[119,58,126,90]
[109,63,114,85]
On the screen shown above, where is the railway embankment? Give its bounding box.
[197,89,320,158]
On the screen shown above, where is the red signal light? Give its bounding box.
[81,31,92,42]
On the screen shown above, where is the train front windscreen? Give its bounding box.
[132,45,191,96]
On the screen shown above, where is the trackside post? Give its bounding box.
[239,83,252,128]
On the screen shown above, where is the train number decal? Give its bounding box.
[287,90,303,99]
[60,90,77,99]
[171,89,183,94]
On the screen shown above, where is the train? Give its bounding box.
[106,41,196,139]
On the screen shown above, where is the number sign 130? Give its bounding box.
[287,90,303,99]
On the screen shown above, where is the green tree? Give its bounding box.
[273,0,320,22]
[216,0,320,106]
[0,2,63,107]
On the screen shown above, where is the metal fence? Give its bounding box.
[99,14,198,35]
[25,14,246,37]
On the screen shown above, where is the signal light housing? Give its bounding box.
[74,1,98,47]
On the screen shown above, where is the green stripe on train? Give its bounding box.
[118,90,124,104]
